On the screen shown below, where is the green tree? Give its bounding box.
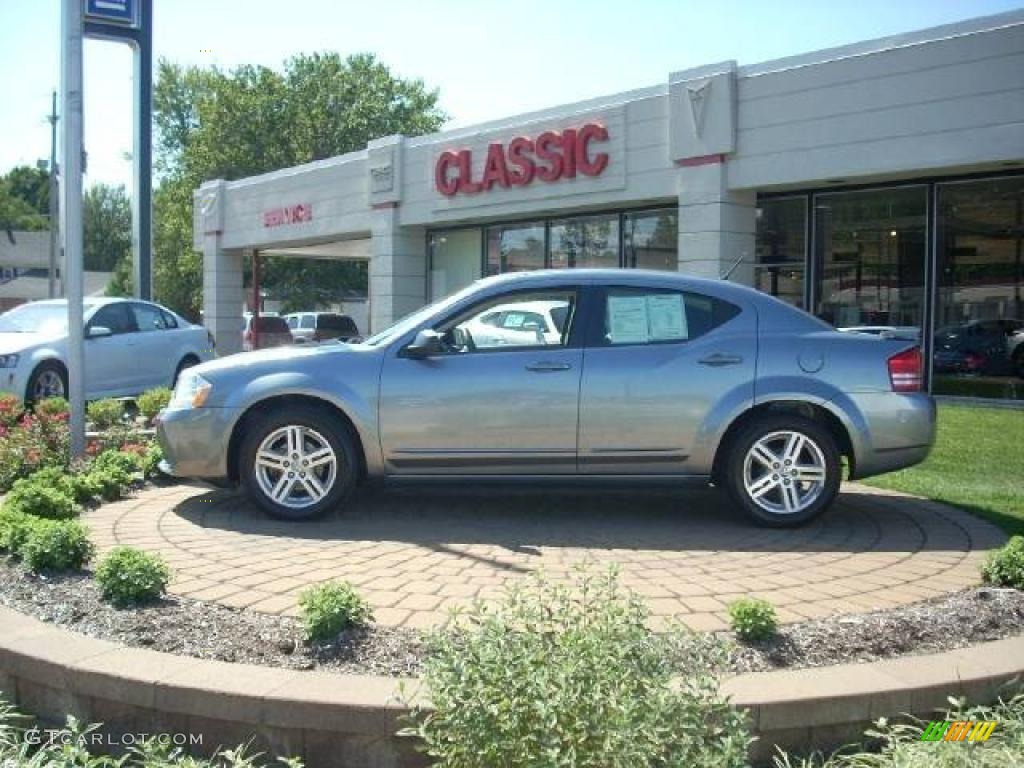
[84,184,131,272]
[0,166,49,232]
[151,52,446,318]
[4,166,49,215]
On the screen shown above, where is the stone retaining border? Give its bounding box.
[0,605,1021,766]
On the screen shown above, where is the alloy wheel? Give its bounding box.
[253,425,338,510]
[742,430,828,516]
[34,370,66,399]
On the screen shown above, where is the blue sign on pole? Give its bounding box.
[84,0,137,27]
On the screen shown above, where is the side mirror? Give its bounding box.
[404,329,444,359]
[87,325,112,339]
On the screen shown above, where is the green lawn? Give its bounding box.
[864,404,1024,536]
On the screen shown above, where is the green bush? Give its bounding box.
[2,477,77,519]
[86,398,124,430]
[141,442,164,478]
[0,509,33,554]
[773,694,1024,767]
[981,535,1024,589]
[34,396,69,418]
[95,547,171,606]
[728,597,778,642]
[18,518,94,571]
[403,568,750,768]
[92,448,141,478]
[298,581,373,642]
[136,387,172,424]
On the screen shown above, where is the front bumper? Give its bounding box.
[0,367,30,401]
[157,406,240,479]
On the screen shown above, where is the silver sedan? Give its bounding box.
[157,270,935,527]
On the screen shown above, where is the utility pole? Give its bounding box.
[47,91,60,298]
[61,0,85,458]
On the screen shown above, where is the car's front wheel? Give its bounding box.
[723,415,841,527]
[239,405,358,521]
[26,361,68,403]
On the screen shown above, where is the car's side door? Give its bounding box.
[578,284,756,475]
[84,303,139,398]
[379,287,584,475]
[129,302,177,389]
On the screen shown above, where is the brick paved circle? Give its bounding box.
[85,483,1006,631]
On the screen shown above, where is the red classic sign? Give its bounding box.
[263,203,313,228]
[435,122,610,197]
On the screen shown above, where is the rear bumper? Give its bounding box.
[156,406,240,479]
[844,392,936,479]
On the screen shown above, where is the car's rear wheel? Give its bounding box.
[172,355,200,387]
[723,415,841,527]
[26,361,68,403]
[239,405,357,521]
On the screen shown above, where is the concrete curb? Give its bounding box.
[0,605,1021,766]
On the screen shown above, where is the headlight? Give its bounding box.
[0,354,19,369]
[168,371,212,410]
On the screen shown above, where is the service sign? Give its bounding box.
[84,0,138,27]
[263,203,313,228]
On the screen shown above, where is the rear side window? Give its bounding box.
[300,315,315,329]
[160,309,178,329]
[600,287,740,346]
[131,303,167,332]
[317,314,358,334]
[254,316,290,334]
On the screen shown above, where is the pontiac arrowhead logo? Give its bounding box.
[686,80,712,137]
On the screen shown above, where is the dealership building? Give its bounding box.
[194,9,1024,399]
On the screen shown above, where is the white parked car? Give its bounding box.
[0,298,215,401]
[462,300,571,347]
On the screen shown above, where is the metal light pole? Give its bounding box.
[61,0,86,457]
[47,90,60,299]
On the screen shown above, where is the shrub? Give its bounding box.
[0,394,23,429]
[18,518,94,571]
[728,597,778,642]
[95,547,171,606]
[298,581,373,642]
[141,442,164,478]
[136,387,172,424]
[773,694,1024,767]
[92,448,142,478]
[34,396,69,419]
[403,567,750,767]
[86,398,124,430]
[0,509,33,554]
[981,535,1024,589]
[2,477,77,519]
[0,412,69,491]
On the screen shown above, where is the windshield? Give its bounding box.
[360,284,480,347]
[0,302,96,334]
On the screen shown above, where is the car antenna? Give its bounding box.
[720,254,746,281]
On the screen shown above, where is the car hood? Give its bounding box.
[191,342,362,379]
[0,332,58,354]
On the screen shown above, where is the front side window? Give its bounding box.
[439,291,577,353]
[90,304,136,335]
[301,315,315,329]
[600,287,739,346]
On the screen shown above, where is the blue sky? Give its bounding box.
[1,0,1021,190]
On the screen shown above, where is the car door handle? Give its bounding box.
[698,353,743,367]
[525,361,572,372]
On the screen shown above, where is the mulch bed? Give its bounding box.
[1,556,1022,678]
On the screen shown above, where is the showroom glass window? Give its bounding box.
[486,222,545,275]
[934,176,1024,399]
[755,197,806,308]
[814,187,927,330]
[429,228,482,300]
[549,213,620,269]
[624,209,678,270]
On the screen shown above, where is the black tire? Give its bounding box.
[26,360,68,403]
[722,414,841,527]
[239,404,358,521]
[172,355,200,388]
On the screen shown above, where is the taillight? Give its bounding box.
[964,352,985,371]
[888,347,923,392]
